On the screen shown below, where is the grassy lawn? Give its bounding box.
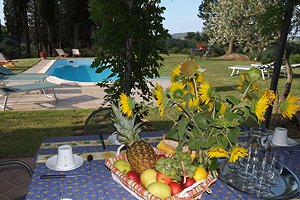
[1,55,299,158]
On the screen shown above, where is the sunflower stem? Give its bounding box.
[242,82,252,99]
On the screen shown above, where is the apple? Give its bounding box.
[127,170,140,184]
[157,154,166,159]
[147,182,172,198]
[169,181,182,195]
[140,169,157,188]
[181,177,196,189]
[113,159,131,174]
[156,171,172,185]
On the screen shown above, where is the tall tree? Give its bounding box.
[64,0,90,48]
[89,0,170,103]
[12,0,31,57]
[3,0,23,56]
[199,0,280,54]
[38,0,57,56]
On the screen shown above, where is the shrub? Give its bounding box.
[172,47,180,54]
[289,53,300,64]
[0,36,20,58]
[181,48,191,55]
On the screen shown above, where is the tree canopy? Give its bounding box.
[199,0,285,54]
[89,0,170,103]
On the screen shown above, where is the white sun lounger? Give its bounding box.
[229,64,271,80]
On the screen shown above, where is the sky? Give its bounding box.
[160,0,203,34]
[0,0,203,34]
[0,0,3,25]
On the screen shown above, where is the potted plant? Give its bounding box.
[39,51,48,59]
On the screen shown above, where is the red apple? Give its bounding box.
[180,177,196,189]
[157,154,166,159]
[127,170,140,184]
[169,181,183,195]
[156,171,172,185]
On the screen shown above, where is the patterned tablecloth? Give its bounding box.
[26,131,300,200]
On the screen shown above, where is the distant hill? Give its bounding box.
[171,33,187,39]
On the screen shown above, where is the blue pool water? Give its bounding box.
[47,59,117,82]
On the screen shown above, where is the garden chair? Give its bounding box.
[0,160,33,200]
[0,66,48,77]
[0,52,18,68]
[229,62,273,80]
[83,107,116,150]
[55,49,69,58]
[0,82,60,111]
[72,49,81,57]
[0,66,49,84]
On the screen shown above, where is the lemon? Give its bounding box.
[193,166,208,181]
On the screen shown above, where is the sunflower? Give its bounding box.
[154,83,165,116]
[237,74,246,90]
[251,82,259,92]
[219,102,227,116]
[254,91,274,123]
[171,64,181,83]
[188,97,200,109]
[181,60,197,77]
[120,93,134,117]
[199,81,213,104]
[280,94,299,119]
[195,72,203,84]
[171,82,185,98]
[208,147,228,159]
[263,90,275,104]
[229,146,248,163]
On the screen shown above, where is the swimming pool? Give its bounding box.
[46,59,117,83]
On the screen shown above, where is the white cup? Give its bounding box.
[271,127,288,146]
[56,145,76,169]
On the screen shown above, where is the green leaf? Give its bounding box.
[208,158,219,171]
[178,118,189,141]
[224,110,238,122]
[201,136,217,148]
[166,128,179,140]
[194,113,208,129]
[225,96,240,106]
[228,129,239,144]
[218,135,228,148]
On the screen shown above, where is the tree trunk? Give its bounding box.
[34,0,40,57]
[74,23,78,48]
[227,39,234,54]
[281,52,293,100]
[21,7,31,57]
[125,0,133,96]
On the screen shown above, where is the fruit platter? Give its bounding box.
[105,146,217,200]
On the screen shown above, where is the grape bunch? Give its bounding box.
[155,152,197,181]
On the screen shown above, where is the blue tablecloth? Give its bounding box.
[26,132,300,200]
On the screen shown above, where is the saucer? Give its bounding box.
[46,155,84,171]
[267,135,298,147]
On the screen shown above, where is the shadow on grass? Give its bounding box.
[215,85,238,92]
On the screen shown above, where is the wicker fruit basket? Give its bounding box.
[104,147,217,200]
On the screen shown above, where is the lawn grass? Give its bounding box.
[160,54,300,97]
[9,58,41,73]
[0,109,93,158]
[1,55,299,158]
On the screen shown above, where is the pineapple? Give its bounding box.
[111,104,157,174]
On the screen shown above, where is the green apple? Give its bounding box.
[113,159,131,174]
[140,168,157,188]
[147,182,172,198]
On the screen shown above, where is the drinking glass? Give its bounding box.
[221,162,240,183]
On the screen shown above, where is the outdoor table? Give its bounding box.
[26,131,300,200]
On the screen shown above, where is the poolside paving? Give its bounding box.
[1,59,171,111]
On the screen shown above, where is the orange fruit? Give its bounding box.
[193,166,208,181]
